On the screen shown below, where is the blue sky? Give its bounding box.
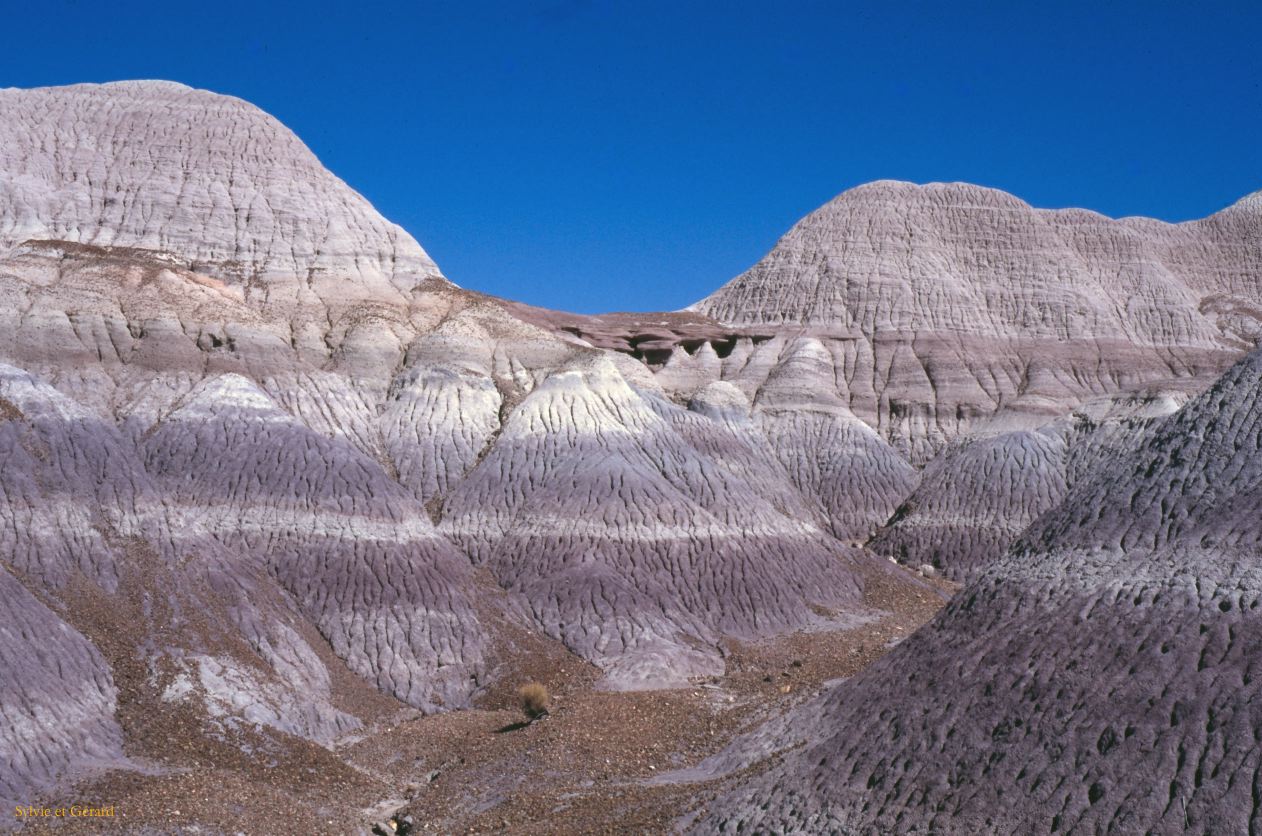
[3,1,1260,312]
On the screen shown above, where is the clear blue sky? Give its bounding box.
[3,1,1260,312]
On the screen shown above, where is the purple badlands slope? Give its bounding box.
[691,343,1262,834]
[0,80,1259,829]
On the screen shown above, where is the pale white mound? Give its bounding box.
[0,80,439,293]
[694,180,1262,337]
[690,180,1262,460]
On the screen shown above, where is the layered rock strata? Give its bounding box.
[691,180,1260,461]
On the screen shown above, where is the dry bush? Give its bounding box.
[0,397,22,422]
[519,682,550,720]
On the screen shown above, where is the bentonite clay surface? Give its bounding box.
[867,389,1189,581]
[1,78,1260,834]
[690,345,1262,835]
[691,179,1261,462]
[0,80,437,291]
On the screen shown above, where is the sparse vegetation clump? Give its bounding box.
[519,682,550,720]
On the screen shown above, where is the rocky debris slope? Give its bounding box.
[690,180,1260,461]
[0,568,124,814]
[694,344,1262,834]
[0,360,383,793]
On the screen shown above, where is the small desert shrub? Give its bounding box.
[0,397,22,422]
[519,682,550,720]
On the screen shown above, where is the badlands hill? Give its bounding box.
[0,80,1258,831]
[687,179,1261,578]
[0,81,891,821]
[692,179,1260,457]
[0,80,437,292]
[693,341,1262,834]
